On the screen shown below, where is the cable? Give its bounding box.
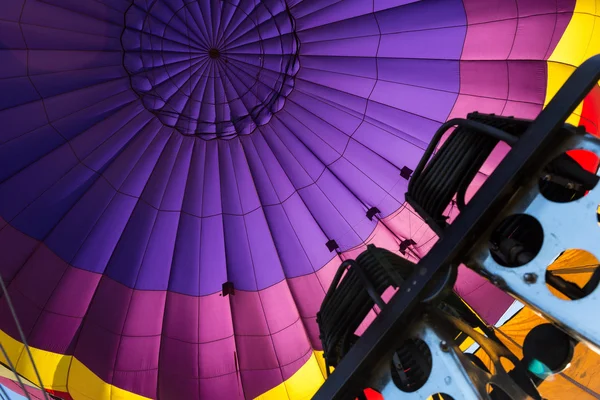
[407,113,532,233]
[0,274,50,400]
[0,343,32,400]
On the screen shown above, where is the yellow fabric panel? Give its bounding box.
[546,1,600,125]
[545,62,584,125]
[0,328,24,367]
[314,350,328,378]
[68,358,151,400]
[1,325,327,400]
[16,347,70,393]
[548,13,596,67]
[0,328,69,392]
[254,352,326,400]
[574,0,600,15]
[0,327,151,400]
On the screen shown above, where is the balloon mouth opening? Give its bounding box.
[208,48,220,59]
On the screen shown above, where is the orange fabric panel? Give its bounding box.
[473,305,600,399]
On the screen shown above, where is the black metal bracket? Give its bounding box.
[313,55,600,400]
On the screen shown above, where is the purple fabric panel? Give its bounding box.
[101,119,164,190]
[45,177,117,263]
[53,91,139,141]
[463,0,517,23]
[163,292,199,344]
[0,101,47,144]
[71,192,138,274]
[74,278,129,383]
[229,139,261,213]
[507,61,547,104]
[118,128,174,197]
[201,140,223,216]
[510,14,558,60]
[230,290,270,336]
[273,110,340,166]
[199,375,244,400]
[44,79,133,122]
[0,144,78,223]
[298,185,362,251]
[239,133,282,206]
[22,0,123,36]
[198,216,227,295]
[105,201,158,287]
[316,169,377,239]
[198,293,233,342]
[281,193,332,269]
[21,20,120,52]
[0,48,26,78]
[11,245,70,310]
[287,274,325,311]
[122,290,165,337]
[259,282,300,333]
[370,80,458,123]
[28,310,81,356]
[294,0,372,31]
[294,78,367,120]
[271,319,312,368]
[115,288,164,397]
[135,211,179,290]
[281,350,313,381]
[243,209,286,289]
[158,292,240,399]
[378,59,460,93]
[376,0,466,33]
[158,340,200,400]
[223,215,257,291]
[169,214,202,295]
[219,141,244,215]
[82,114,154,174]
[139,134,184,209]
[460,61,509,99]
[378,26,466,60]
[30,65,126,99]
[286,91,361,139]
[0,125,65,184]
[240,369,282,400]
[0,76,39,110]
[198,338,237,379]
[0,20,26,50]
[0,285,40,340]
[298,68,375,98]
[262,119,325,186]
[11,164,99,239]
[300,56,376,80]
[463,20,517,60]
[0,0,24,21]
[263,205,316,278]
[245,131,296,202]
[68,104,143,161]
[113,368,158,400]
[180,141,207,216]
[0,223,37,283]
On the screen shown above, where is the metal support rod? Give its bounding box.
[313,55,600,400]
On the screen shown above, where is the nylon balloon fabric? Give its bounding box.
[0,1,599,400]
